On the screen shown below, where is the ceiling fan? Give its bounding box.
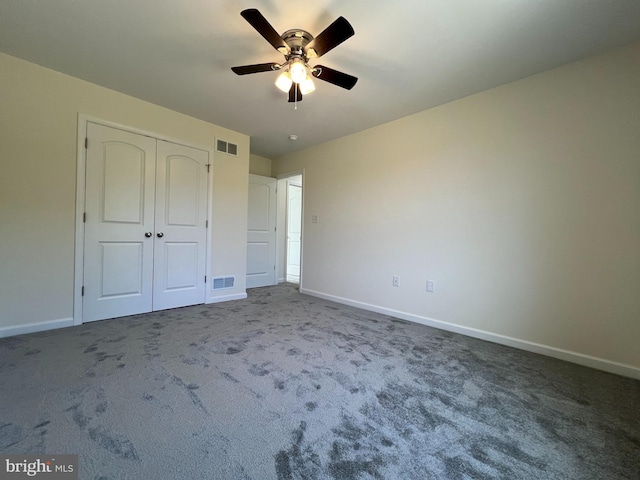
[231,8,358,103]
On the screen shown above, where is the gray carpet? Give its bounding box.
[1,283,638,479]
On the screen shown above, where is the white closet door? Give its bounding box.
[247,174,277,288]
[83,123,157,322]
[153,140,208,311]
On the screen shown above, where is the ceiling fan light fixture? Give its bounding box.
[231,9,357,102]
[275,71,293,93]
[289,60,308,84]
[299,76,316,95]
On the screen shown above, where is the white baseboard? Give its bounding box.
[2,293,249,337]
[300,288,640,380]
[207,292,247,304]
[0,317,75,338]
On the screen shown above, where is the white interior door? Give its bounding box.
[83,123,157,322]
[153,140,208,311]
[247,174,276,288]
[286,183,302,283]
[83,123,208,322]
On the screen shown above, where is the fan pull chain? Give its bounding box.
[295,83,298,110]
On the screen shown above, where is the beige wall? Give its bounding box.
[249,154,272,176]
[273,42,640,375]
[0,52,249,332]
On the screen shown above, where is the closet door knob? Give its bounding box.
[145,232,152,238]
[156,232,164,238]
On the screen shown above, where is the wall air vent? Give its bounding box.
[216,139,238,156]
[213,276,235,290]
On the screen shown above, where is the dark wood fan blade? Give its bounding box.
[288,83,303,102]
[305,17,354,58]
[231,63,279,75]
[241,9,289,53]
[312,65,358,90]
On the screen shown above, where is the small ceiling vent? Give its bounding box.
[213,276,235,290]
[216,139,238,156]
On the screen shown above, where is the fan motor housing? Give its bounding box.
[281,29,314,55]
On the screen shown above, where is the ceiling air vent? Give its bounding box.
[216,139,238,156]
[213,276,235,290]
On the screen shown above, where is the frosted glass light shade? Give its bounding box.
[289,61,307,84]
[275,72,293,93]
[300,77,316,95]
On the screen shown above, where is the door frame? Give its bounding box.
[285,180,302,283]
[276,170,305,289]
[73,114,214,326]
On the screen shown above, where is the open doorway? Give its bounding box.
[276,173,303,286]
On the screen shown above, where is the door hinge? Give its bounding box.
[85,137,88,149]
[83,212,86,223]
[81,286,85,296]
[204,276,207,283]
[206,164,210,173]
[206,220,208,228]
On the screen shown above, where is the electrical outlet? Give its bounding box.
[392,275,400,287]
[426,280,434,293]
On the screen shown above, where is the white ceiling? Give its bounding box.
[2,1,640,158]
